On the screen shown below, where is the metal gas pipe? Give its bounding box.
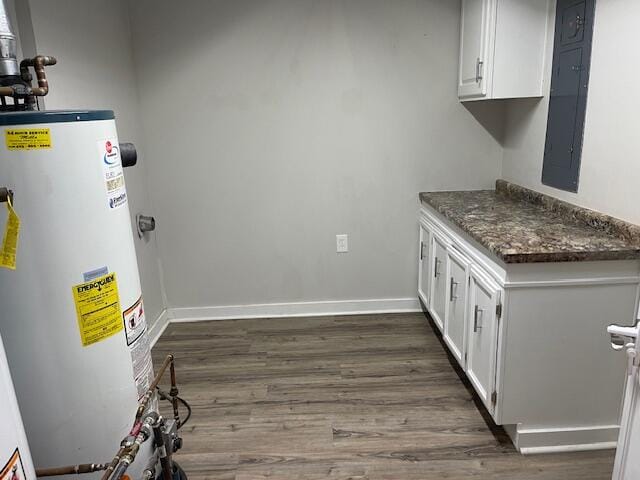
[0,0,56,110]
[36,355,189,480]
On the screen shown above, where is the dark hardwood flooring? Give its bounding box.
[152,313,615,479]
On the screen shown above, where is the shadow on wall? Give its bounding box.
[461,100,507,145]
[462,97,543,147]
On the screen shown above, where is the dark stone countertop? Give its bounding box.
[419,180,640,264]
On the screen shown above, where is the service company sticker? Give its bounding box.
[5,128,52,150]
[98,139,128,210]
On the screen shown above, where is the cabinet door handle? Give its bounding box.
[475,58,484,83]
[434,258,441,278]
[450,278,458,301]
[420,241,425,260]
[474,305,483,332]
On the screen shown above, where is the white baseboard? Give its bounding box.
[148,308,171,347]
[505,424,619,454]
[169,297,421,323]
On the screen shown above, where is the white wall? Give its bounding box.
[502,0,640,225]
[20,0,167,325]
[127,0,503,311]
[17,0,635,318]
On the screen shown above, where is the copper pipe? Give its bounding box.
[152,354,174,391]
[19,55,56,96]
[1,55,56,110]
[109,413,157,480]
[36,464,108,477]
[169,357,177,390]
[136,354,174,421]
[169,357,180,425]
[102,355,175,480]
[99,447,126,480]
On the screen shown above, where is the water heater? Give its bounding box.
[0,111,154,478]
[0,332,35,480]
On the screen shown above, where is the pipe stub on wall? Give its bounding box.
[0,187,13,203]
[136,214,156,238]
[120,143,137,168]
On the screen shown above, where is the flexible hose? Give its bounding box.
[176,395,192,428]
[156,387,192,429]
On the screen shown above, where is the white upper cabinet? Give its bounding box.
[458,0,550,101]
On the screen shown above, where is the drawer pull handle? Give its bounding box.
[450,278,458,301]
[474,305,483,332]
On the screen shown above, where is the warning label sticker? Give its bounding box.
[134,357,154,400]
[0,200,20,270]
[123,296,147,346]
[130,330,151,377]
[0,448,26,480]
[5,128,52,150]
[123,296,155,400]
[72,273,123,347]
[98,139,128,210]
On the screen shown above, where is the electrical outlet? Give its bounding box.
[336,234,349,253]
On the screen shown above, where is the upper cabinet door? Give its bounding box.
[417,224,432,308]
[458,0,548,101]
[458,0,493,99]
[466,266,502,413]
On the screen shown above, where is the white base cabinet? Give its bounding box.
[418,204,640,453]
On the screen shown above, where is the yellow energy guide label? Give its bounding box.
[72,272,123,347]
[5,128,52,150]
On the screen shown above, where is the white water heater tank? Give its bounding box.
[0,332,36,480]
[0,111,154,478]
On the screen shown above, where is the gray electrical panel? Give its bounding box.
[541,0,595,192]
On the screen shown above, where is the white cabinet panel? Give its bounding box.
[430,234,448,332]
[417,224,432,308]
[444,246,469,367]
[466,266,501,412]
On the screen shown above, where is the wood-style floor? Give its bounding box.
[152,313,615,480]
